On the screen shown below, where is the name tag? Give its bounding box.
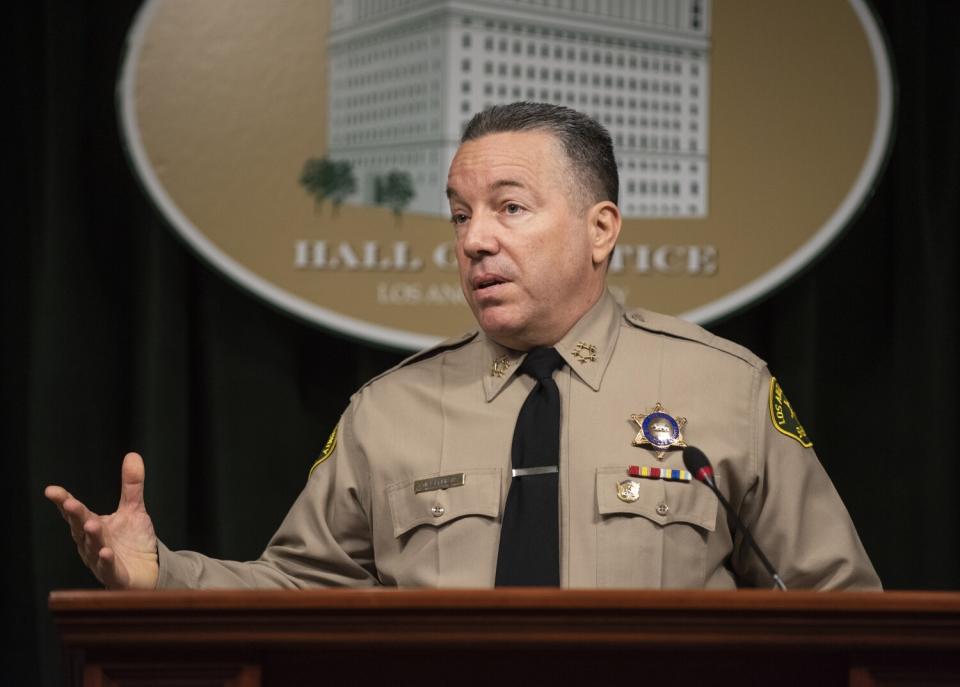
[414,473,465,493]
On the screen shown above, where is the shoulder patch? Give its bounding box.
[308,425,338,477]
[769,378,813,448]
[623,308,765,369]
[357,330,479,392]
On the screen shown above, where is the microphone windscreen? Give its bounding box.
[682,446,711,474]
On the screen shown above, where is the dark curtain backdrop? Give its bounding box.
[4,1,958,684]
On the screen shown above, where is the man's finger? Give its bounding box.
[95,547,127,590]
[81,518,107,560]
[44,485,72,521]
[48,486,96,527]
[45,486,80,520]
[44,485,69,506]
[119,452,146,510]
[62,496,96,525]
[61,496,98,542]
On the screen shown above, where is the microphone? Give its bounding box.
[682,446,788,591]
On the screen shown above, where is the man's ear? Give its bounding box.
[587,201,622,266]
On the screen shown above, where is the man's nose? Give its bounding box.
[461,213,500,259]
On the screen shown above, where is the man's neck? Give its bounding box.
[489,283,608,352]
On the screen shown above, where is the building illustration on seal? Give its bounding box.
[325,0,711,219]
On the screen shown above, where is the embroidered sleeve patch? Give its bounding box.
[308,425,338,477]
[769,378,813,448]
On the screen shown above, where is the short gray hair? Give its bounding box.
[461,102,619,207]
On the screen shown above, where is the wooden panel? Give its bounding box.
[50,590,960,687]
[83,663,259,687]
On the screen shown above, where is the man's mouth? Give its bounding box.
[472,274,509,291]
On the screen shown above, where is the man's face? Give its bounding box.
[446,130,607,350]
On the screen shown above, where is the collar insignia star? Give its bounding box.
[491,355,511,378]
[571,341,598,363]
[630,402,687,459]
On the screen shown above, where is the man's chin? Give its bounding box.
[474,307,529,348]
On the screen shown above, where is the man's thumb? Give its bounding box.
[119,452,146,509]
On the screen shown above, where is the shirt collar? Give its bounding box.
[480,289,622,401]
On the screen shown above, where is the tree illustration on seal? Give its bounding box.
[374,170,416,224]
[299,158,356,216]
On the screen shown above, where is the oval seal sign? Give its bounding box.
[119,0,894,350]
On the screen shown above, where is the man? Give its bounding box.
[46,103,880,590]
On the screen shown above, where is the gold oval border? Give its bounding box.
[117,0,895,350]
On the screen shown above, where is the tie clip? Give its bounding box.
[512,466,559,477]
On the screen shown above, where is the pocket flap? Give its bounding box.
[596,466,717,531]
[386,468,502,538]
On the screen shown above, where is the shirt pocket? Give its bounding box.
[595,465,718,588]
[384,468,502,586]
[386,468,501,537]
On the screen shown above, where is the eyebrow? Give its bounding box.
[490,179,526,191]
[446,179,527,200]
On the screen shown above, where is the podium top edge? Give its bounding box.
[48,588,960,614]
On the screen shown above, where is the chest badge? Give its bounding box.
[630,402,687,459]
[616,479,641,503]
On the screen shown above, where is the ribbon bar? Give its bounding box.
[628,465,691,482]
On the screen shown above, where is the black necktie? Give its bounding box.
[495,347,565,586]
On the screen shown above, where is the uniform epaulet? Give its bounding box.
[356,330,479,392]
[623,308,766,369]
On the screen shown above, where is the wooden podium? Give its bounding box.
[50,589,960,686]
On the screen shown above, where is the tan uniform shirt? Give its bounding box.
[157,290,880,590]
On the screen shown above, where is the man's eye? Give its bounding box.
[450,213,469,225]
[504,203,523,215]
